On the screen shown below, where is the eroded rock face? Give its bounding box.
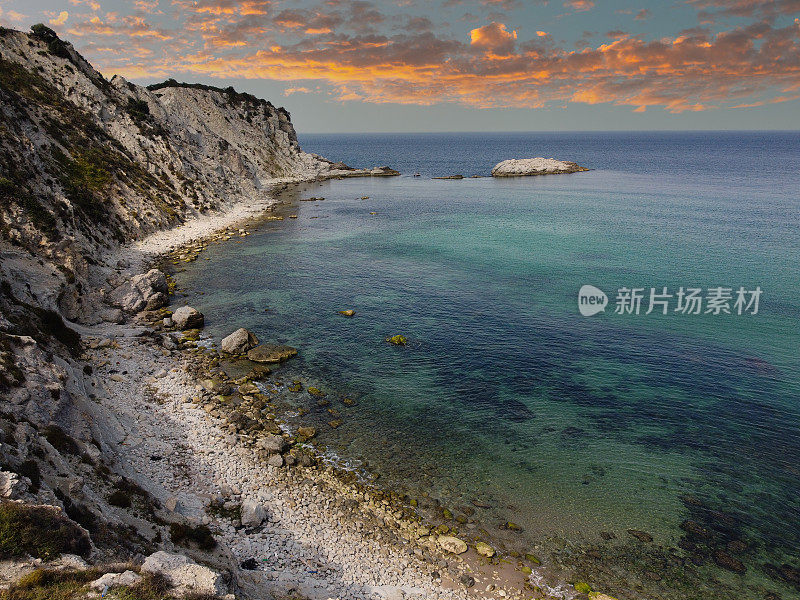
[221,328,259,354]
[107,269,168,313]
[491,158,588,177]
[172,306,204,330]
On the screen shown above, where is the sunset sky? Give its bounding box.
[1,1,799,132]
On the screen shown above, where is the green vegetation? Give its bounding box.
[16,460,40,493]
[31,308,81,355]
[0,501,91,560]
[0,569,215,600]
[126,97,150,121]
[43,425,81,455]
[169,522,217,551]
[0,568,100,600]
[30,24,71,60]
[146,78,276,113]
[108,490,132,508]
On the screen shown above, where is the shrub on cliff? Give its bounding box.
[0,501,90,560]
[30,24,71,60]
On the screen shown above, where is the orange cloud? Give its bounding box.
[55,0,800,116]
[470,22,517,50]
[49,11,69,26]
[564,0,595,12]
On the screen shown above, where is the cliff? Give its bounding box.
[0,25,399,589]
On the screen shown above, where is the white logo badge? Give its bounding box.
[578,285,608,316]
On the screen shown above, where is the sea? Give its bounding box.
[174,131,800,600]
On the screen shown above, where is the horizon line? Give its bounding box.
[297,129,800,136]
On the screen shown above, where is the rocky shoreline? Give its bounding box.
[2,178,607,600]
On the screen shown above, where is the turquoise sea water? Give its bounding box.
[176,132,800,600]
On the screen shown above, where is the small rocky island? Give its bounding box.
[491,158,589,177]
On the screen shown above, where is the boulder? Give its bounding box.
[90,570,142,590]
[0,470,29,499]
[437,535,468,554]
[475,541,495,558]
[247,344,297,364]
[221,328,259,354]
[241,499,267,527]
[258,434,286,454]
[141,551,227,597]
[491,158,588,177]
[297,426,316,440]
[172,306,204,330]
[107,269,168,313]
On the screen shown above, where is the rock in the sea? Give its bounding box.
[386,334,408,346]
[491,158,588,177]
[247,344,298,363]
[241,499,267,527]
[141,551,227,597]
[370,166,400,176]
[338,309,356,317]
[221,328,259,354]
[626,529,653,543]
[437,535,468,554]
[172,306,204,330]
[107,269,168,313]
[475,541,495,558]
[297,426,317,440]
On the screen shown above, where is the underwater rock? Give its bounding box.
[713,549,746,573]
[626,529,653,543]
[247,344,298,363]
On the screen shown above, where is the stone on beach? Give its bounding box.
[172,306,205,330]
[141,551,227,597]
[259,434,287,454]
[475,541,495,557]
[437,535,468,554]
[491,158,588,177]
[241,498,267,527]
[221,328,259,354]
[247,343,298,363]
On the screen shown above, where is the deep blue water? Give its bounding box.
[177,131,800,600]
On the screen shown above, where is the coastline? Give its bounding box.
[77,181,566,600]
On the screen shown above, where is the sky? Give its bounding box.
[1,1,799,133]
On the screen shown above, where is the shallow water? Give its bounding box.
[176,132,800,599]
